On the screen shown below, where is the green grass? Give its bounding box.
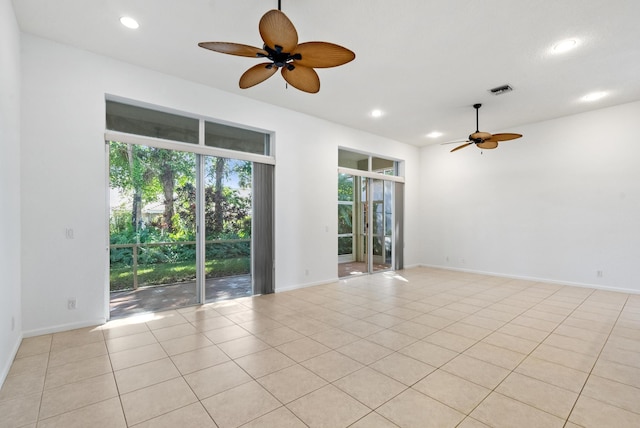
[110,257,250,291]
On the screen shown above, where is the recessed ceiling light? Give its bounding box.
[427,131,443,138]
[120,16,139,29]
[370,109,383,118]
[552,38,578,54]
[581,91,607,102]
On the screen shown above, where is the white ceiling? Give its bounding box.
[12,0,640,147]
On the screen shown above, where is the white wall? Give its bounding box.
[20,34,420,335]
[0,0,22,384]
[420,101,640,293]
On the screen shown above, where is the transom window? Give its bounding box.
[106,99,272,160]
[338,149,399,176]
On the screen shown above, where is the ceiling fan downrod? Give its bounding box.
[474,103,481,133]
[278,0,281,11]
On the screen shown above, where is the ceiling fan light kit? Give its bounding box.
[198,1,355,93]
[448,103,523,153]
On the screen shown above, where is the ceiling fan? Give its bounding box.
[198,1,355,94]
[446,104,523,152]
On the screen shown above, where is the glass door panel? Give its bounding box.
[371,178,393,272]
[338,174,394,276]
[356,177,369,272]
[338,173,355,264]
[109,142,197,318]
[202,156,253,301]
[360,176,369,270]
[338,204,354,259]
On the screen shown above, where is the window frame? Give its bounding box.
[105,95,275,165]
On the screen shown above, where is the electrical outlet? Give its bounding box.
[67,298,77,310]
[597,270,603,278]
[11,316,15,331]
[305,269,309,276]
[65,228,74,239]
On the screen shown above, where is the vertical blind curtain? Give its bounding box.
[394,182,404,270]
[252,163,275,294]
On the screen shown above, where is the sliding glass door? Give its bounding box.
[338,173,395,277]
[337,148,403,277]
[108,143,254,318]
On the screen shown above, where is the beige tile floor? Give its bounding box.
[2,267,640,427]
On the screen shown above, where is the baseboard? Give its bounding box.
[419,264,640,295]
[22,317,107,338]
[263,264,640,298]
[276,277,340,293]
[275,267,428,293]
[0,332,23,390]
[401,263,421,270]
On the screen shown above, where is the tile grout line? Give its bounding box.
[34,336,52,426]
[105,328,132,428]
[447,284,598,425]
[561,293,631,427]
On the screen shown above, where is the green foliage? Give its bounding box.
[109,142,167,204]
[338,174,355,256]
[174,176,252,240]
[338,173,354,201]
[206,240,250,259]
[338,204,353,235]
[338,237,353,256]
[110,257,250,291]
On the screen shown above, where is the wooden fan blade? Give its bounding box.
[293,42,355,68]
[477,140,499,149]
[450,142,473,152]
[486,133,522,142]
[239,63,278,89]
[259,10,298,52]
[281,65,320,93]
[198,42,267,58]
[441,139,470,146]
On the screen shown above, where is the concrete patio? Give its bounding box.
[109,275,252,319]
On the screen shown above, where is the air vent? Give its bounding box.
[489,84,513,95]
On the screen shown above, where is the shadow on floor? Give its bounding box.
[109,275,252,319]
